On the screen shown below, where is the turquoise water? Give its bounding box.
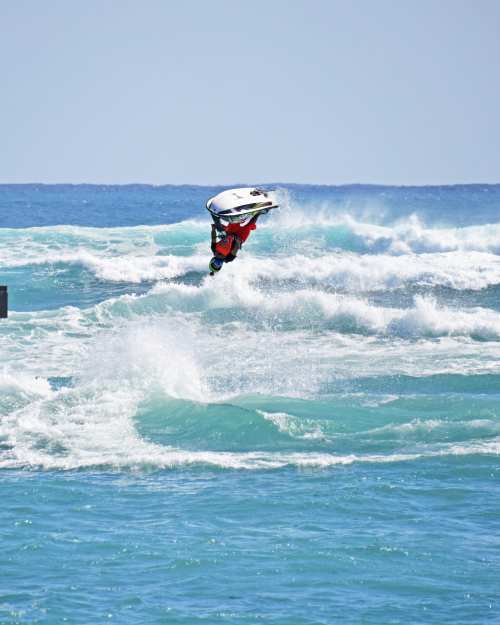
[1,184,500,624]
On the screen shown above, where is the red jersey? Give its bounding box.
[224,221,256,243]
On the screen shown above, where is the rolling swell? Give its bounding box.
[2,368,499,470]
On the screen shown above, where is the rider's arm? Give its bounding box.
[210,224,218,254]
[212,214,225,232]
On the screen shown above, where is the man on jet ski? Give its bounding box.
[206,187,277,274]
[209,212,264,275]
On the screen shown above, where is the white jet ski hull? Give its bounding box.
[206,187,278,223]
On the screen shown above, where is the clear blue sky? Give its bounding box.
[1,0,499,185]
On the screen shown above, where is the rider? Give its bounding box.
[209,212,263,275]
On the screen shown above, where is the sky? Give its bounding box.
[1,0,499,185]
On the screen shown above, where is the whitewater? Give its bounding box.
[1,184,499,625]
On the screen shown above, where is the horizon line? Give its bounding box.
[1,181,500,189]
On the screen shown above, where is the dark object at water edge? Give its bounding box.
[0,286,7,318]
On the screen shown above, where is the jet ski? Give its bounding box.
[206,187,278,223]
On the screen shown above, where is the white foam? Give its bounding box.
[2,310,500,471]
[76,321,208,402]
[73,251,207,282]
[150,277,500,340]
[83,247,500,291]
[3,216,500,291]
[0,319,210,469]
[388,295,500,340]
[75,248,500,290]
[245,250,500,291]
[0,370,53,417]
[0,221,208,279]
[258,410,327,440]
[4,281,500,406]
[2,421,498,471]
[269,200,500,255]
[366,418,500,437]
[0,370,53,398]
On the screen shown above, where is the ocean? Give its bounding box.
[1,183,499,624]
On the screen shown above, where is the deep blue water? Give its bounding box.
[1,184,500,624]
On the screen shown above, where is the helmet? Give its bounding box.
[209,257,223,274]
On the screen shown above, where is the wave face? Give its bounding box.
[1,184,500,625]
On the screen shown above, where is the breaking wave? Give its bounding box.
[2,366,499,471]
[2,215,500,266]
